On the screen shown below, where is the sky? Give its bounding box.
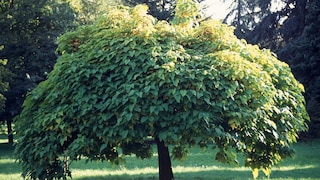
[201,0,286,20]
[201,0,232,20]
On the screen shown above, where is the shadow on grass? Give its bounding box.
[271,166,320,179]
[1,141,320,179]
[0,143,14,156]
[75,175,158,180]
[0,143,22,175]
[0,161,21,174]
[73,165,320,180]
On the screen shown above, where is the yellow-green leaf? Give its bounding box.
[252,168,259,179]
[262,168,271,178]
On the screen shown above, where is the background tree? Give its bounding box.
[224,0,272,37]
[277,0,320,138]
[0,0,77,143]
[0,45,13,140]
[15,1,308,179]
[224,0,307,51]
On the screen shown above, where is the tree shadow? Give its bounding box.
[76,174,158,180]
[0,142,14,156]
[0,160,21,174]
[0,143,22,175]
[73,164,320,180]
[271,166,320,179]
[1,141,320,179]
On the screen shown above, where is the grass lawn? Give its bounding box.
[0,134,319,180]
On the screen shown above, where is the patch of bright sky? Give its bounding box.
[201,0,232,20]
[201,0,287,20]
[271,0,287,12]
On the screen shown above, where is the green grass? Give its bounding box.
[1,135,320,180]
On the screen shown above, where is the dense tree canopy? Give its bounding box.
[15,1,309,179]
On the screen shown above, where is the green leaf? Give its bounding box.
[141,116,149,123]
[174,93,181,103]
[121,130,129,138]
[100,144,107,152]
[150,106,157,114]
[158,132,167,141]
[180,90,187,97]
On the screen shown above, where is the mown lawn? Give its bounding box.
[0,134,319,180]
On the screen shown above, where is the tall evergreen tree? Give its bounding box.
[277,0,320,138]
[224,0,272,36]
[224,0,308,51]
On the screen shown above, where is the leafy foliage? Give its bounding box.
[225,0,320,140]
[123,0,176,20]
[67,0,121,24]
[122,0,207,21]
[15,2,308,179]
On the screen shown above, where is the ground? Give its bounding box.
[0,134,319,180]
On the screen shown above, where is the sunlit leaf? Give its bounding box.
[252,168,259,179]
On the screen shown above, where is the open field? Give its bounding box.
[0,134,319,180]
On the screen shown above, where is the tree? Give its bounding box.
[0,45,13,140]
[224,0,308,51]
[277,0,320,138]
[15,1,309,179]
[0,0,76,143]
[223,0,272,37]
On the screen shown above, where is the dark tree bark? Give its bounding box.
[6,119,13,144]
[3,112,13,144]
[155,137,174,180]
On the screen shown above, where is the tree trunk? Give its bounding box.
[155,137,174,180]
[7,119,13,144]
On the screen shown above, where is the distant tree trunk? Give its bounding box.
[6,118,13,144]
[235,0,243,37]
[155,137,174,180]
[237,0,241,27]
